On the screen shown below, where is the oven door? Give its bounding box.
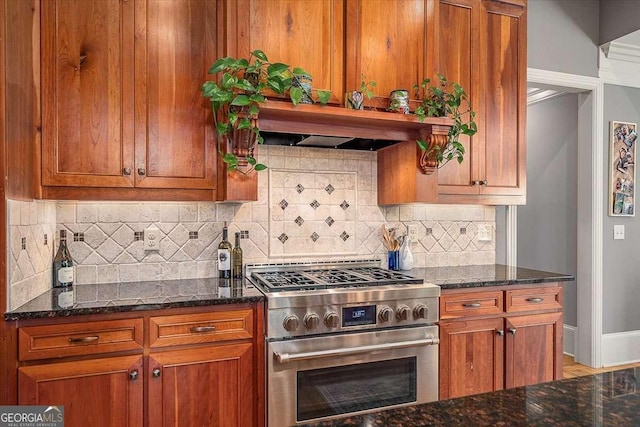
[267,325,439,426]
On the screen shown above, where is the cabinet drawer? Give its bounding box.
[19,319,144,361]
[440,291,504,319]
[149,309,253,348]
[505,287,562,313]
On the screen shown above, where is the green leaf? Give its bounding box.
[223,153,238,165]
[257,134,264,144]
[227,164,238,171]
[317,90,331,104]
[267,63,290,76]
[249,94,266,104]
[230,94,251,106]
[246,156,257,166]
[235,79,255,92]
[216,123,228,135]
[228,111,238,126]
[416,139,427,151]
[237,118,251,130]
[248,104,259,116]
[208,57,234,74]
[289,86,303,106]
[251,50,268,62]
[292,67,310,76]
[254,164,268,171]
[221,73,237,90]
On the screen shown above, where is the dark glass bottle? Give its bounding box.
[232,232,243,279]
[52,229,75,309]
[217,223,232,279]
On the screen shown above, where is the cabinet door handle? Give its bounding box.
[190,326,216,333]
[471,180,480,185]
[152,368,161,378]
[496,330,504,336]
[137,168,146,176]
[462,302,481,308]
[509,328,517,335]
[129,369,139,381]
[526,297,544,303]
[123,167,132,176]
[480,180,488,185]
[68,336,99,344]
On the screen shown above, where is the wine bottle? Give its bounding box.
[232,232,243,279]
[217,223,232,279]
[52,229,75,309]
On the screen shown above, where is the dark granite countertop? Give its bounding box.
[299,367,639,427]
[5,278,265,321]
[409,264,574,290]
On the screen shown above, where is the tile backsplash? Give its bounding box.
[7,145,495,310]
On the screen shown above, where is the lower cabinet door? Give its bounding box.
[18,355,143,427]
[439,318,505,399]
[505,312,563,388]
[148,343,254,427]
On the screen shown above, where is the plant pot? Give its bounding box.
[387,89,410,114]
[345,91,365,110]
[292,74,313,104]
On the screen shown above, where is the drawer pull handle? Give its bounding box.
[462,302,481,308]
[526,297,544,303]
[68,336,99,344]
[152,368,161,378]
[129,370,139,381]
[190,326,216,333]
[509,328,517,335]
[496,330,504,336]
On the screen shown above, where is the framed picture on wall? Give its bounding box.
[609,121,637,217]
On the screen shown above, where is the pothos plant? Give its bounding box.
[413,74,477,167]
[201,50,331,173]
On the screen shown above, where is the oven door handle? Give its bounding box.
[273,337,440,364]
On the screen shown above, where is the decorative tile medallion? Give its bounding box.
[310,232,319,242]
[278,233,289,244]
[310,200,320,210]
[325,217,335,226]
[295,216,304,226]
[325,184,335,194]
[340,200,350,210]
[296,184,305,194]
[279,199,289,210]
[340,231,350,241]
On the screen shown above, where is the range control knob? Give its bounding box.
[413,303,429,320]
[324,312,340,328]
[304,313,320,330]
[396,305,411,321]
[378,306,393,323]
[282,315,300,332]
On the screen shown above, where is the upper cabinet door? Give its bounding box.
[480,1,526,196]
[228,0,345,104]
[429,0,479,195]
[41,0,135,187]
[133,0,217,189]
[346,0,426,103]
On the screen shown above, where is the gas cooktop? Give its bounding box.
[247,260,422,292]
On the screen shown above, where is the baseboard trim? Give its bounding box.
[563,324,576,357]
[601,330,640,367]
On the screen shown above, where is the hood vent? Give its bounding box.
[296,135,354,147]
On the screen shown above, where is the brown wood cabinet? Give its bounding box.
[40,0,216,199]
[15,304,264,427]
[432,0,527,205]
[439,284,563,399]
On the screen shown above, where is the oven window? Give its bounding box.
[296,357,417,422]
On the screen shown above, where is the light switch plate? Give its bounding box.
[144,225,161,251]
[477,224,492,242]
[614,224,625,240]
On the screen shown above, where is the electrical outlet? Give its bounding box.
[614,224,625,240]
[477,224,492,242]
[407,225,418,243]
[144,225,160,251]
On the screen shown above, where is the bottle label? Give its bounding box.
[57,289,74,308]
[218,249,231,271]
[58,267,74,284]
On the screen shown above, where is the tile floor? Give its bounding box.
[563,355,640,378]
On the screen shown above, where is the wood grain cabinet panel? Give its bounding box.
[227,0,344,104]
[505,286,562,313]
[41,0,217,195]
[41,0,135,188]
[148,344,255,427]
[19,355,143,427]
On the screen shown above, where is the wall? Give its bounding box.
[599,0,640,45]
[602,84,640,333]
[519,93,578,327]
[527,0,600,77]
[7,146,496,310]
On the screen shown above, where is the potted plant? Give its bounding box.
[413,74,477,169]
[201,50,330,174]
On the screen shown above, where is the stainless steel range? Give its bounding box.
[247,259,440,427]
